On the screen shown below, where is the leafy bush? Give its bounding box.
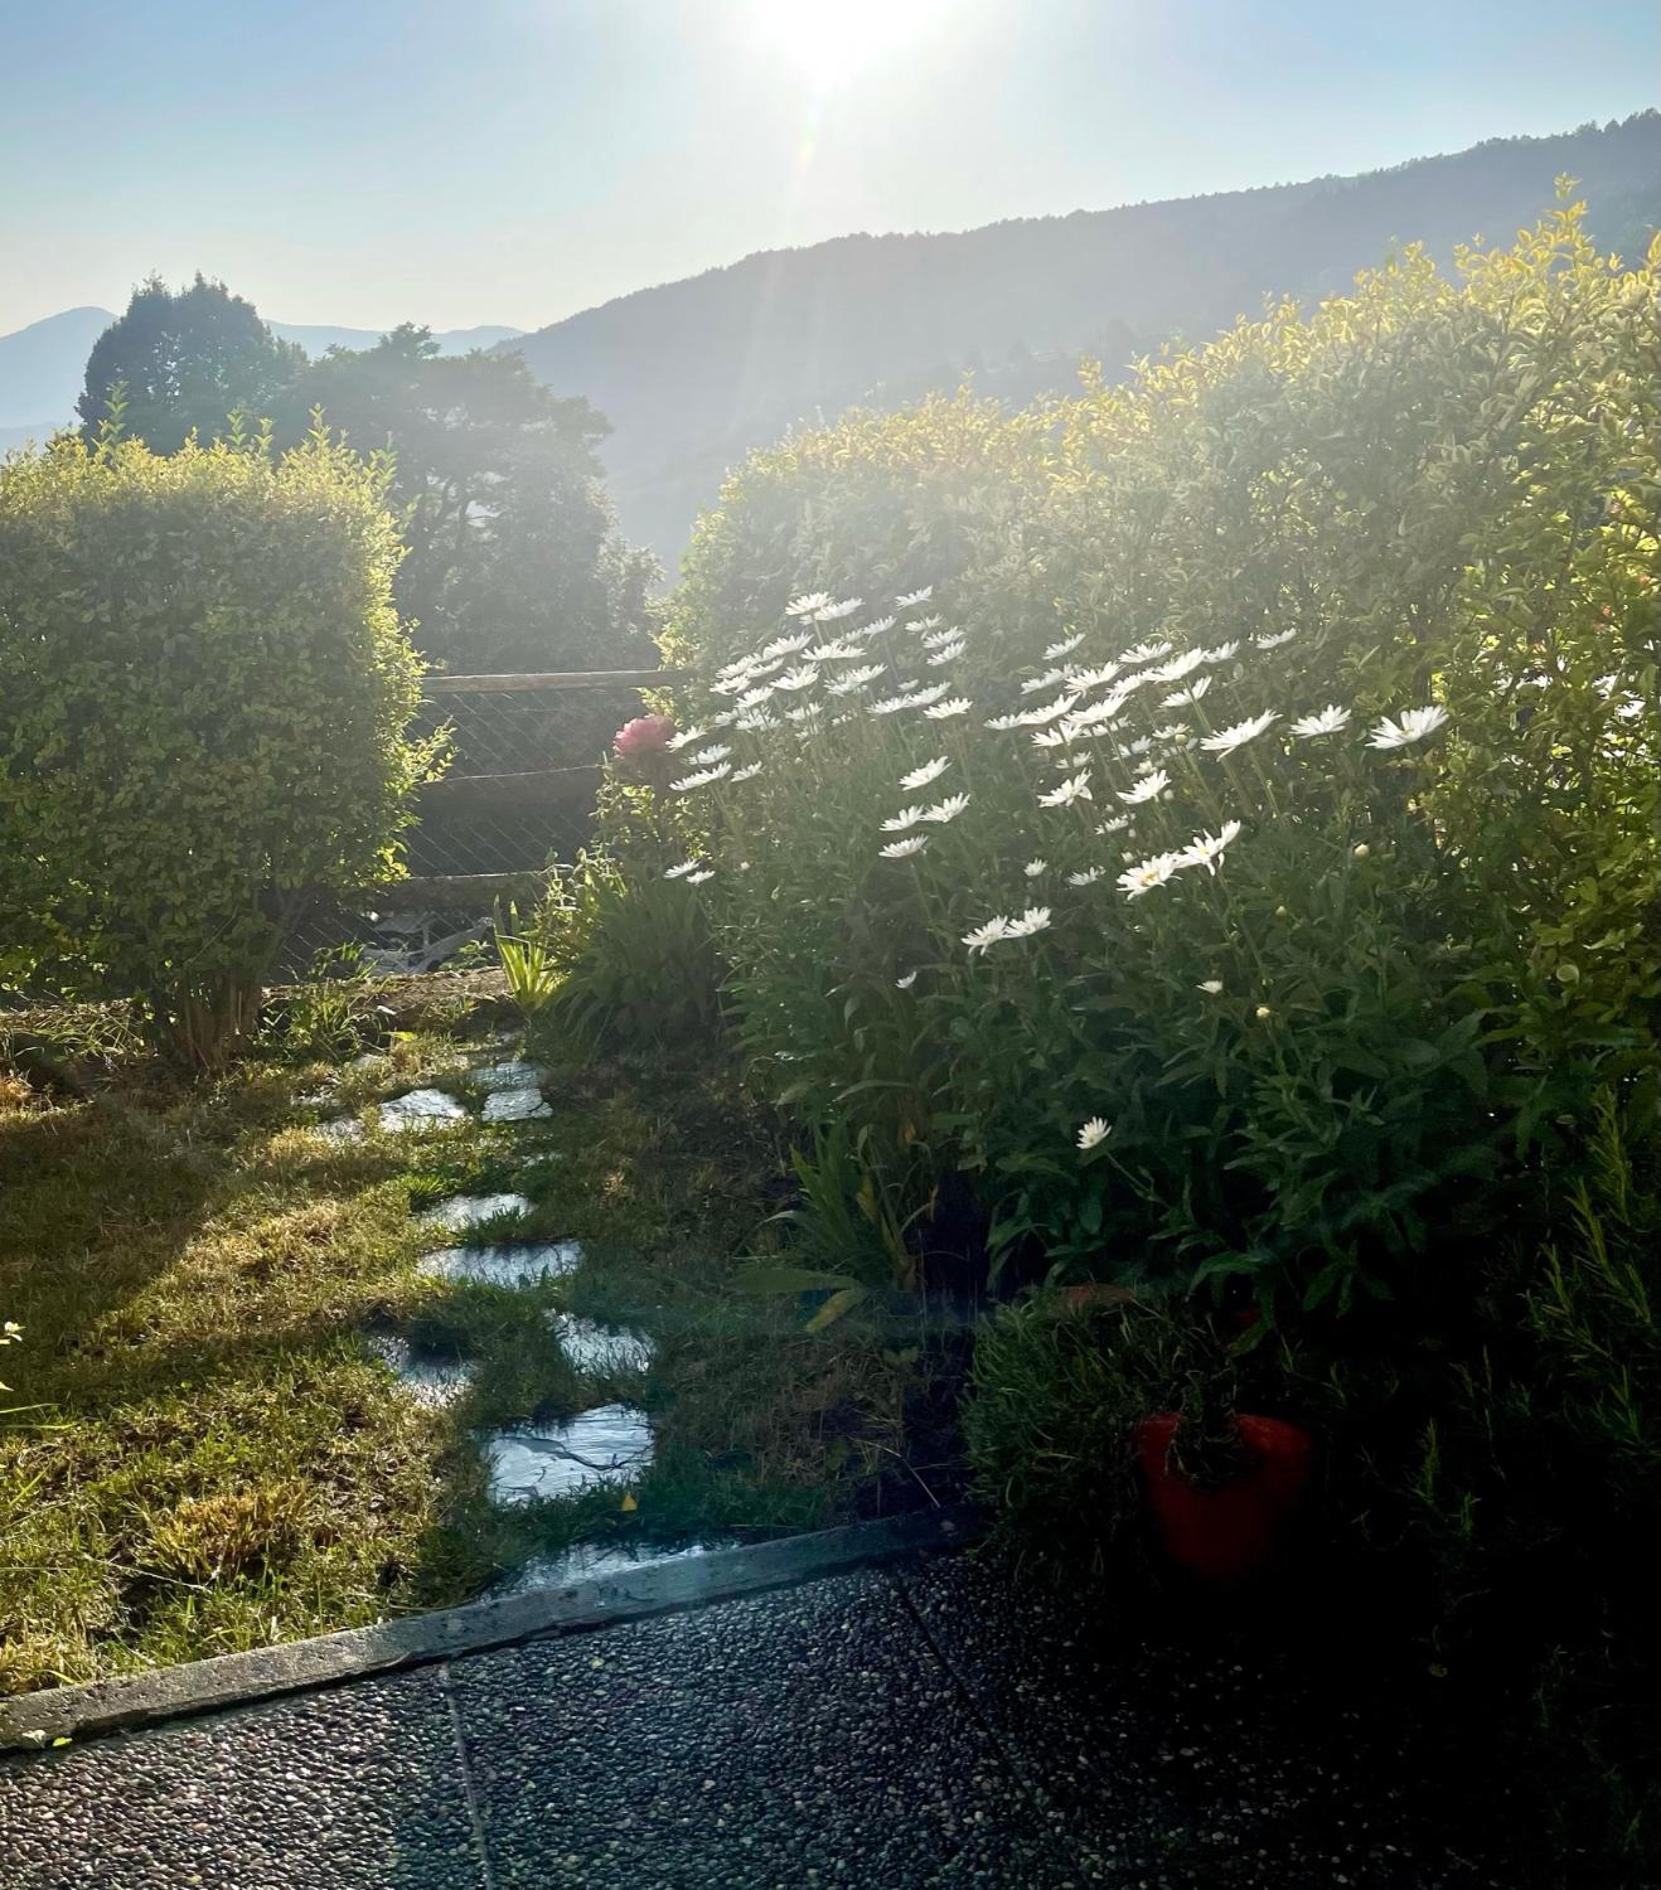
[0,426,439,1065]
[646,200,1659,1863]
[657,198,1659,1329]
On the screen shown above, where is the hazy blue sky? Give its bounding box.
[2,0,1655,337]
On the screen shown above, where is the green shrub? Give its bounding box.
[657,198,1659,1327]
[0,425,440,1065]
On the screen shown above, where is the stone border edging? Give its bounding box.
[0,1507,983,1755]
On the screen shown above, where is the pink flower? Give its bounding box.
[613,714,675,759]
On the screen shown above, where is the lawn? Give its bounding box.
[0,978,935,1695]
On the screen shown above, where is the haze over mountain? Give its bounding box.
[0,313,525,449]
[503,112,1660,569]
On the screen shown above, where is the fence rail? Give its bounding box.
[283,666,680,975]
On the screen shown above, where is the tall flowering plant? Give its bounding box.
[648,203,1658,1330]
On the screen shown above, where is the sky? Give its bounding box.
[1,0,1655,339]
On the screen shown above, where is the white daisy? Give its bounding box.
[761,631,813,660]
[786,592,831,618]
[737,685,776,711]
[663,859,705,880]
[860,614,896,638]
[921,793,970,824]
[828,664,886,696]
[904,683,950,708]
[1198,979,1224,994]
[1096,815,1131,835]
[689,744,732,765]
[1200,711,1279,755]
[1070,661,1123,691]
[1147,649,1206,685]
[1368,706,1449,750]
[900,756,951,791]
[1122,639,1172,666]
[963,916,1013,953]
[773,664,818,693]
[813,597,863,621]
[1198,640,1240,665]
[1162,678,1212,708]
[1076,1116,1111,1152]
[1025,859,1048,878]
[1175,819,1244,875]
[734,709,780,732]
[926,638,968,666]
[880,836,930,859]
[868,694,911,717]
[729,761,763,783]
[684,869,715,886]
[1045,632,1086,660]
[1289,704,1351,738]
[922,625,962,650]
[896,586,934,608]
[807,637,863,662]
[1256,628,1298,651]
[1039,770,1093,809]
[881,805,928,832]
[924,696,973,721]
[1067,866,1105,886]
[906,613,943,634]
[895,970,919,989]
[1021,669,1068,695]
[1006,906,1053,939]
[1117,770,1169,806]
[1117,851,1183,898]
[1032,728,1069,751]
[670,763,733,791]
[665,724,708,751]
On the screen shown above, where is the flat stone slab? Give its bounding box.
[469,1059,549,1092]
[547,1312,654,1375]
[363,1333,475,1410]
[482,1403,653,1505]
[378,1087,469,1131]
[481,1086,552,1123]
[419,1241,582,1288]
[416,1191,534,1232]
[310,1114,365,1145]
[493,1538,740,1597]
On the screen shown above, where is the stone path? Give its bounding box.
[332,1047,678,1582]
[0,1549,1519,1889]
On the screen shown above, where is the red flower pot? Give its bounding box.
[1136,1412,1313,1584]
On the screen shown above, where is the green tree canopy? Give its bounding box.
[76,274,304,453]
[283,324,657,677]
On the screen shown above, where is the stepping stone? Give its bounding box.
[470,1059,549,1092]
[419,1241,583,1288]
[482,1086,552,1123]
[481,1403,654,1506]
[416,1192,534,1233]
[378,1088,468,1131]
[494,1538,740,1596]
[363,1333,474,1410]
[548,1312,654,1375]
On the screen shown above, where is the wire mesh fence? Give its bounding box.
[4,668,676,1003]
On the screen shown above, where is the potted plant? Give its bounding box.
[1136,1369,1313,1584]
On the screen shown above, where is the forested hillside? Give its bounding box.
[507,112,1661,566]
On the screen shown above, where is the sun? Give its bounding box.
[753,0,950,90]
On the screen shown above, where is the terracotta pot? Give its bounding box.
[1136,1412,1313,1584]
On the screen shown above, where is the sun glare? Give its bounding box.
[754,0,949,89]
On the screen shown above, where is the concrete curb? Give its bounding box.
[0,1507,983,1755]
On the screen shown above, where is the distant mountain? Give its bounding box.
[268,321,524,358]
[0,312,524,447]
[0,307,113,429]
[505,112,1661,570]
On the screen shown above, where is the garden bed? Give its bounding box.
[0,982,944,1694]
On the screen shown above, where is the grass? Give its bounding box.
[0,979,940,1694]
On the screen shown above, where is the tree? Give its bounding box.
[77,275,304,453]
[285,325,657,680]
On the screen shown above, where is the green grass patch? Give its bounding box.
[0,1000,939,1693]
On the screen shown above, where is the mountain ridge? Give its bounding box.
[502,112,1661,567]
